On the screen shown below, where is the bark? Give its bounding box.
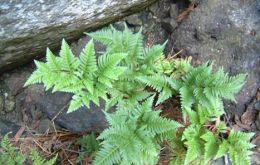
[0,0,156,72]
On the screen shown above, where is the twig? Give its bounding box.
[33,139,52,154]
[51,100,70,122]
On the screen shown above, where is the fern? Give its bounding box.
[76,133,100,163]
[0,134,25,165]
[25,24,171,113]
[169,103,255,165]
[25,38,127,112]
[30,150,57,165]
[171,61,247,118]
[0,135,57,165]
[25,23,255,165]
[93,96,182,165]
[224,130,255,165]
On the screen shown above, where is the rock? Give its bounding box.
[126,14,142,26]
[254,101,260,111]
[148,2,159,15]
[241,108,255,127]
[170,3,178,18]
[21,85,108,133]
[0,0,156,73]
[37,119,54,134]
[3,70,30,96]
[256,113,260,131]
[71,35,106,57]
[0,120,20,136]
[4,98,15,113]
[171,0,260,114]
[0,95,4,114]
[161,18,178,33]
[212,157,225,165]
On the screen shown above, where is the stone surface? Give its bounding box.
[161,18,178,33]
[254,101,260,111]
[126,14,142,26]
[0,0,156,72]
[19,84,108,133]
[256,112,260,131]
[0,120,20,135]
[0,95,4,113]
[171,0,260,114]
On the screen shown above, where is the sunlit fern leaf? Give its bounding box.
[59,39,79,71]
[143,42,166,66]
[182,125,204,165]
[92,143,121,165]
[79,39,98,76]
[68,94,85,113]
[94,96,181,164]
[157,86,173,105]
[184,138,203,165]
[46,48,61,71]
[201,131,219,163]
[179,86,195,110]
[97,53,127,87]
[86,28,114,45]
[214,140,229,159]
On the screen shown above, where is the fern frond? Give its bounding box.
[30,150,57,165]
[214,140,229,159]
[0,134,25,165]
[97,53,127,87]
[182,125,204,165]
[79,39,98,76]
[87,28,114,45]
[93,143,121,165]
[179,86,194,110]
[143,43,165,66]
[59,39,79,71]
[201,131,218,162]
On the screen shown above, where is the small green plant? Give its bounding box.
[25,24,255,165]
[30,150,58,165]
[0,134,57,165]
[0,134,25,165]
[76,133,100,163]
[168,104,255,165]
[93,96,181,165]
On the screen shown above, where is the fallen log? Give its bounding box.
[0,0,156,72]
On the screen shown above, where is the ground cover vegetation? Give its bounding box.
[20,24,255,165]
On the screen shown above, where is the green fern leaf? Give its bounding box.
[179,86,194,110]
[30,150,57,165]
[215,140,229,159]
[59,39,79,71]
[0,134,25,165]
[201,131,218,162]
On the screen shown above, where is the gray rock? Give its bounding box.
[171,0,260,114]
[21,85,109,133]
[0,120,20,136]
[126,14,142,26]
[0,0,156,73]
[161,18,178,33]
[38,119,55,134]
[0,95,4,113]
[148,2,159,15]
[254,101,260,111]
[170,3,178,18]
[256,113,260,131]
[4,99,15,113]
